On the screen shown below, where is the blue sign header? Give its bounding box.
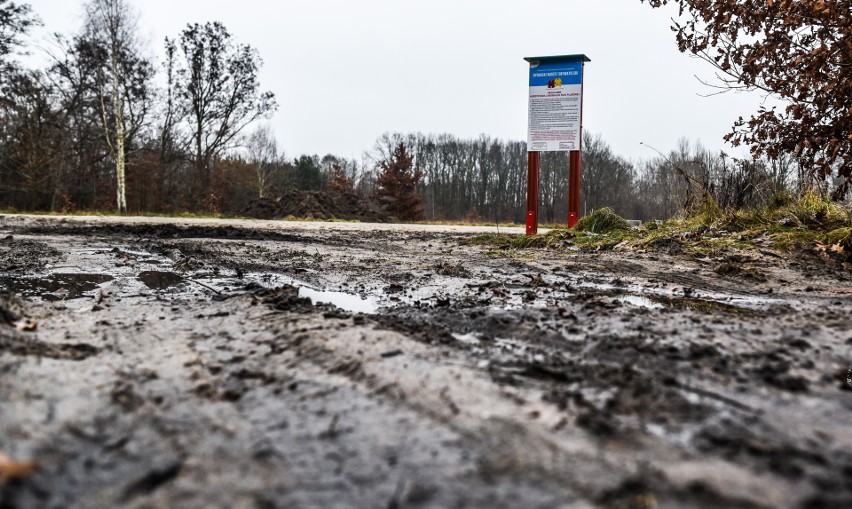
[528,60,583,87]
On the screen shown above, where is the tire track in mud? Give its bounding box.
[361,297,852,509]
[0,333,98,361]
[249,298,805,509]
[103,222,850,508]
[157,299,577,508]
[247,307,655,506]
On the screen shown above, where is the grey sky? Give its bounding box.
[26,0,774,163]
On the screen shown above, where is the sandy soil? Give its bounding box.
[1,214,851,509]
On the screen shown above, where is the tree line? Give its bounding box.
[365,132,806,224]
[1,0,848,223]
[0,0,275,213]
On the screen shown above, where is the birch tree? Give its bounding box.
[82,0,152,212]
[246,124,279,199]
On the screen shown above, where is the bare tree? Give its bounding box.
[0,0,37,76]
[581,132,636,215]
[245,124,279,199]
[168,22,277,204]
[81,0,152,212]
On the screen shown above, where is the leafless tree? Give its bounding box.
[168,22,277,205]
[81,0,152,212]
[0,0,38,76]
[245,124,279,199]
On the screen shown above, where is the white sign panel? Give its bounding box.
[527,59,584,152]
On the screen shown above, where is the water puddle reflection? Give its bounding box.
[138,271,185,290]
[617,295,665,310]
[298,286,377,314]
[0,273,113,301]
[239,272,378,314]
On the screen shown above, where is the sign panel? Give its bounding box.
[527,59,583,152]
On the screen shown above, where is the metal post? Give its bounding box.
[526,151,540,235]
[568,150,581,228]
[569,57,587,229]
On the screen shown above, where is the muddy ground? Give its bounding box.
[0,214,850,509]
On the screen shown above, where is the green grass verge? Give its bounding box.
[468,192,852,262]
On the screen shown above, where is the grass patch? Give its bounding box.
[573,208,631,233]
[468,209,637,251]
[713,190,850,233]
[468,191,852,264]
[467,231,570,249]
[629,191,851,257]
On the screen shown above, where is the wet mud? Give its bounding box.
[0,214,851,508]
[0,274,114,302]
[137,271,184,290]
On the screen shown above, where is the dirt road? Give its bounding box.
[1,214,850,508]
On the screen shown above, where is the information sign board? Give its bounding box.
[527,59,584,152]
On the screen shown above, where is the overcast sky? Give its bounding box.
[25,0,777,163]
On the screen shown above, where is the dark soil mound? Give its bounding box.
[240,190,388,222]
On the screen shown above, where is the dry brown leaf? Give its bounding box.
[0,452,38,483]
[13,319,38,332]
[642,0,852,198]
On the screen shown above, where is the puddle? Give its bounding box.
[235,272,379,314]
[138,271,185,290]
[617,295,665,310]
[572,278,781,312]
[299,286,377,314]
[452,333,482,345]
[0,273,113,301]
[611,292,753,314]
[133,268,377,312]
[657,297,756,315]
[493,338,546,363]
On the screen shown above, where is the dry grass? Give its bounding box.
[469,191,852,263]
[573,208,631,234]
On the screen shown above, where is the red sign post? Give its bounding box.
[568,149,582,227]
[526,151,540,234]
[524,54,590,235]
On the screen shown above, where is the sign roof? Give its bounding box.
[524,54,591,63]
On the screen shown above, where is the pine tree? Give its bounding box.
[374,142,424,221]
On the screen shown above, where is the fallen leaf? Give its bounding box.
[14,319,38,332]
[0,452,38,483]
